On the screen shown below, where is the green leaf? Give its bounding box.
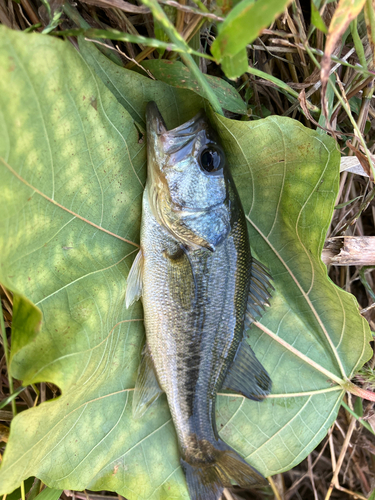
[211,0,292,61]
[341,401,374,435]
[141,59,248,114]
[211,111,372,474]
[0,26,372,499]
[221,48,249,80]
[0,387,26,411]
[78,38,205,130]
[11,294,42,363]
[311,1,328,33]
[5,478,35,500]
[34,488,63,500]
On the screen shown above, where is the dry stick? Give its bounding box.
[328,431,337,482]
[268,476,283,500]
[0,1,12,27]
[322,236,375,266]
[0,284,13,307]
[183,14,204,43]
[325,417,357,500]
[306,42,375,180]
[0,158,139,248]
[283,47,356,117]
[125,46,155,67]
[20,0,40,25]
[175,0,186,34]
[222,488,235,500]
[307,454,318,500]
[284,9,309,80]
[334,486,367,500]
[285,428,334,499]
[158,0,224,21]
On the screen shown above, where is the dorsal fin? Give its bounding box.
[245,258,274,328]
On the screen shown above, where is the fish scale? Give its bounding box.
[126,102,274,500]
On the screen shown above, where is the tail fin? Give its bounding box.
[180,439,267,500]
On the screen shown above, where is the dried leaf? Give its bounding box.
[346,140,375,182]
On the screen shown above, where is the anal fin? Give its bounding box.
[132,342,163,419]
[222,340,271,401]
[125,249,143,309]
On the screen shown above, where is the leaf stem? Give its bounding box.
[254,321,344,385]
[50,27,215,61]
[140,0,224,115]
[265,386,343,398]
[219,386,343,398]
[254,321,375,402]
[0,304,16,416]
[344,381,375,402]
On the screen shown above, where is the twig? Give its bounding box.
[325,417,357,500]
[158,0,224,21]
[268,476,283,500]
[307,454,318,500]
[322,237,375,266]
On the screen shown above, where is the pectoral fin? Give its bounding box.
[245,258,274,328]
[164,246,197,311]
[132,343,163,419]
[222,340,271,401]
[125,250,143,309]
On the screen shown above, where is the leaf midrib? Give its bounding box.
[0,158,139,248]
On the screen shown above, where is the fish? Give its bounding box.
[126,102,273,500]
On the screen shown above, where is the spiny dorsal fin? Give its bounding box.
[125,249,143,309]
[245,258,274,327]
[132,343,163,419]
[221,340,271,401]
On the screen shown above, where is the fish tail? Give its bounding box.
[180,439,267,500]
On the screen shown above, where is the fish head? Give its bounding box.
[146,102,232,252]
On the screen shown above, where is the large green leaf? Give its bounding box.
[77,37,206,131]
[140,59,248,115]
[211,0,292,61]
[0,26,372,499]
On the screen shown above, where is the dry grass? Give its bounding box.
[1,0,375,498]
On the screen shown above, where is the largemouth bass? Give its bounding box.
[126,102,273,500]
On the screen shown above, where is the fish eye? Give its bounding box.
[199,146,224,173]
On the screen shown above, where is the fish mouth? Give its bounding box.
[146,102,168,136]
[146,101,206,181]
[146,101,206,137]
